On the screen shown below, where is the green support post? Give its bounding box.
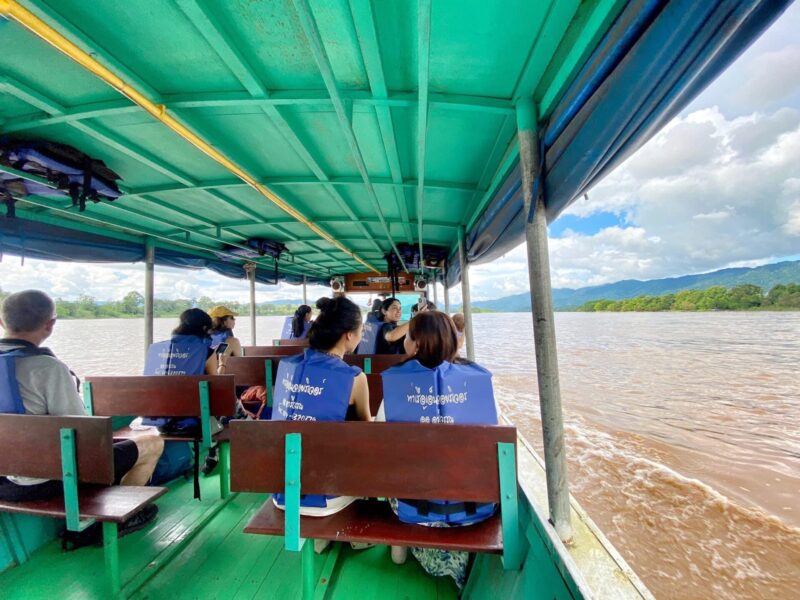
[60,428,93,532]
[302,538,315,600]
[497,442,523,570]
[219,441,230,499]
[265,359,273,408]
[363,357,372,375]
[82,381,94,415]
[103,521,121,597]
[198,380,212,450]
[284,432,304,552]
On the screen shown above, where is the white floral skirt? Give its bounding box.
[388,498,470,589]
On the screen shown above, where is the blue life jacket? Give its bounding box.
[0,347,43,414]
[141,334,210,429]
[280,317,293,340]
[356,313,381,354]
[209,329,232,350]
[382,359,498,525]
[272,349,361,509]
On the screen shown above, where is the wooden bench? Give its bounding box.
[343,354,405,374]
[271,339,309,347]
[242,345,304,357]
[0,414,166,596]
[229,421,522,599]
[84,375,237,499]
[226,357,385,418]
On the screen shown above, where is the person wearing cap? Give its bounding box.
[207,305,242,359]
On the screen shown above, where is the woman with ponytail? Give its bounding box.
[290,304,313,339]
[271,295,371,517]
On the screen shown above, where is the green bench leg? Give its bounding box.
[219,441,230,499]
[0,513,29,565]
[302,538,315,600]
[103,521,121,597]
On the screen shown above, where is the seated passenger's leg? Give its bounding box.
[118,435,164,486]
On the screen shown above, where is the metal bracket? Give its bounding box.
[60,428,95,532]
[198,380,212,450]
[284,432,304,552]
[497,441,523,570]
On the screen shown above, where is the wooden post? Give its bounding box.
[246,263,256,346]
[516,97,572,541]
[144,237,155,358]
[302,275,307,305]
[457,226,475,361]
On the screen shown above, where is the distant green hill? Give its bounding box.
[469,260,800,312]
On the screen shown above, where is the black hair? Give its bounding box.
[378,297,400,322]
[292,304,312,338]
[172,308,212,338]
[308,296,362,351]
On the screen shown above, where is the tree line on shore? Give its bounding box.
[0,289,299,319]
[576,284,800,312]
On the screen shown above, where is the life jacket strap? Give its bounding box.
[400,499,478,517]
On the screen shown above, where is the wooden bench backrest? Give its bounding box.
[86,375,237,417]
[242,346,304,357]
[366,374,383,416]
[273,339,309,347]
[225,356,275,387]
[230,421,516,502]
[0,414,114,484]
[343,354,405,373]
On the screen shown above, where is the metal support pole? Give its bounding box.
[144,237,155,358]
[457,226,475,361]
[516,98,572,541]
[432,276,438,307]
[302,275,308,305]
[246,263,257,346]
[443,262,451,314]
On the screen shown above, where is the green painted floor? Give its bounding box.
[0,475,458,599]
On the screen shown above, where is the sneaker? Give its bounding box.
[201,454,220,476]
[391,545,408,565]
[118,504,159,538]
[60,523,102,550]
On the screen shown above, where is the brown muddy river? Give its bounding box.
[47,312,799,599]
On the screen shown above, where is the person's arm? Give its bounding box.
[226,336,243,357]
[348,372,372,421]
[383,321,409,342]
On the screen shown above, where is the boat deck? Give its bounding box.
[0,474,457,599]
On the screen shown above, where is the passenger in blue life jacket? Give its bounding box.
[289,304,312,339]
[0,290,164,520]
[376,297,426,354]
[379,310,498,589]
[142,308,227,479]
[356,298,383,354]
[207,305,242,359]
[272,295,371,521]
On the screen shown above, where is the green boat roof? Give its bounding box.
[0,0,790,284]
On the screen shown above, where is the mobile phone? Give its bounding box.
[215,342,229,355]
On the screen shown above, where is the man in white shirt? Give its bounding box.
[0,289,164,501]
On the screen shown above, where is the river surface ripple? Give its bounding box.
[47,312,799,599]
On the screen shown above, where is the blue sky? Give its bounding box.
[2,4,799,304]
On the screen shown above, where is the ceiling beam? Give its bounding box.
[292,0,408,271]
[416,0,431,264]
[0,90,516,134]
[175,0,385,262]
[350,0,414,245]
